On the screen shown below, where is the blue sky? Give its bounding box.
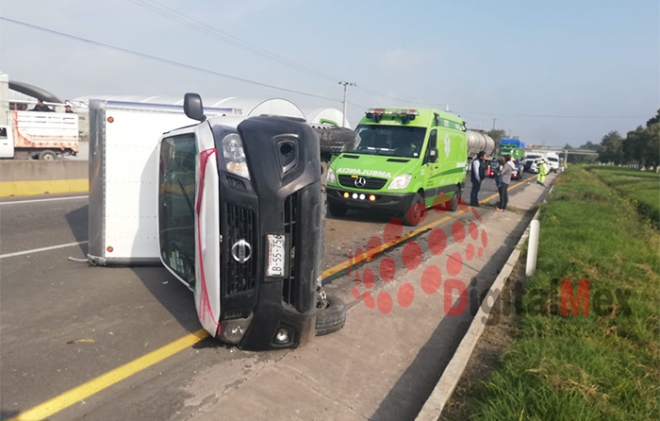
[1,0,658,146]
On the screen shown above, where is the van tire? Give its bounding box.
[450,191,459,212]
[315,294,346,336]
[314,128,356,154]
[403,193,425,226]
[328,202,348,218]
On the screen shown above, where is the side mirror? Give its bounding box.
[184,93,205,122]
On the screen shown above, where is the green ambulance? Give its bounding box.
[325,108,468,226]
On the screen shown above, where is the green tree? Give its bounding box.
[622,109,660,170]
[580,141,600,151]
[598,131,624,164]
[563,143,573,149]
[487,129,506,145]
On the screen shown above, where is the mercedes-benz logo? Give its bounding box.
[231,239,252,264]
[354,177,367,188]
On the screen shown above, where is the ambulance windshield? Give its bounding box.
[353,125,426,158]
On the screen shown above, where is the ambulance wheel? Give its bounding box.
[403,193,425,226]
[314,128,356,154]
[328,202,348,218]
[450,191,459,212]
[315,294,346,336]
[38,150,57,161]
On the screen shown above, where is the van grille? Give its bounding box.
[338,175,388,190]
[224,204,257,296]
[282,192,299,305]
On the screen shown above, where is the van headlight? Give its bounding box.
[389,174,412,190]
[327,168,336,184]
[221,133,250,179]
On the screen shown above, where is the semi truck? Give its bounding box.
[86,94,345,351]
[0,108,79,160]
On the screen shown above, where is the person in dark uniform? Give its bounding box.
[470,151,487,206]
[31,99,53,112]
[65,105,75,113]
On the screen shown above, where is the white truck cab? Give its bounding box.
[545,152,560,173]
[0,125,14,158]
[87,94,345,351]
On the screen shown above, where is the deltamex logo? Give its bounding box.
[347,195,489,316]
[345,197,632,321]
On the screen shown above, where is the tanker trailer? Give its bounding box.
[465,129,495,172]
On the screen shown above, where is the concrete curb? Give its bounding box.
[413,207,542,421]
[0,179,88,198]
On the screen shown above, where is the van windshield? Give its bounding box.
[353,125,426,158]
[548,157,558,162]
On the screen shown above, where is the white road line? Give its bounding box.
[0,241,88,259]
[0,195,88,205]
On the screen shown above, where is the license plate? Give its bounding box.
[266,234,287,277]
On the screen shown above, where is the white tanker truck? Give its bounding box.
[465,129,496,172]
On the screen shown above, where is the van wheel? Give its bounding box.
[403,193,425,226]
[328,202,348,218]
[38,150,57,160]
[450,191,459,212]
[315,294,346,336]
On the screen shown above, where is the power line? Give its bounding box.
[126,0,341,83]
[0,17,341,103]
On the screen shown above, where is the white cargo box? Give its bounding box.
[87,100,241,266]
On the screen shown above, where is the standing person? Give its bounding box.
[31,99,52,112]
[496,155,514,212]
[470,151,487,207]
[537,159,547,186]
[65,105,75,113]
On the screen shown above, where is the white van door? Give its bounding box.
[0,126,14,158]
[157,124,221,337]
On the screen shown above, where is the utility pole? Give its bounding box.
[338,81,356,128]
[492,118,496,130]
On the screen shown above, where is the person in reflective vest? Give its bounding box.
[537,159,547,186]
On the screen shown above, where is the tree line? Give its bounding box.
[567,110,660,168]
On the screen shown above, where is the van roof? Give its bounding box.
[359,107,464,128]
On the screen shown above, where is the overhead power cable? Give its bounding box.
[126,0,341,83]
[0,17,341,103]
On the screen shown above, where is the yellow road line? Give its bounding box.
[9,177,531,421]
[8,330,209,421]
[322,176,530,278]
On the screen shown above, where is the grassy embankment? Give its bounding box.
[469,166,659,420]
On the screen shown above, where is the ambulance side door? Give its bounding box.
[424,128,440,199]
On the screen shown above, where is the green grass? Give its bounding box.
[469,166,660,421]
[585,165,660,226]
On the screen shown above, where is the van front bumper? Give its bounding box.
[326,187,417,215]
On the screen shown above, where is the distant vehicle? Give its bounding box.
[523,153,545,172]
[465,130,495,172]
[0,108,79,160]
[546,152,560,173]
